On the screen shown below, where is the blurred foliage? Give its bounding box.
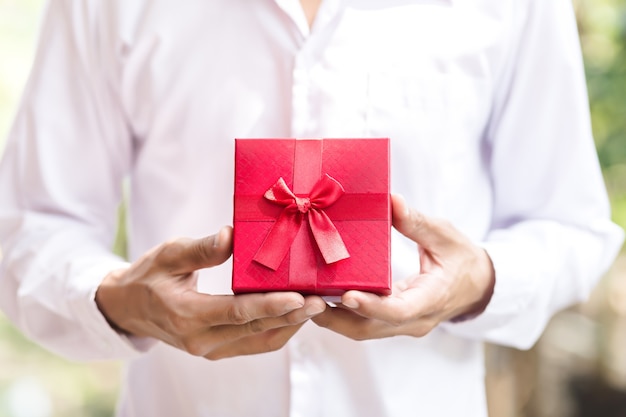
[0,2,122,417]
[0,315,120,417]
[0,0,44,139]
[576,0,626,230]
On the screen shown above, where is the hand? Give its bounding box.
[95,226,326,359]
[312,194,495,340]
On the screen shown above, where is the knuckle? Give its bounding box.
[190,236,215,264]
[284,311,306,326]
[227,304,252,325]
[246,319,267,335]
[155,238,188,266]
[408,209,427,231]
[180,336,206,357]
[411,209,426,226]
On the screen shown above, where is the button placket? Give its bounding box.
[291,54,312,138]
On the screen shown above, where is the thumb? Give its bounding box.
[156,226,233,275]
[391,194,457,252]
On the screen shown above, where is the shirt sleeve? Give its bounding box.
[0,0,153,360]
[439,0,624,349]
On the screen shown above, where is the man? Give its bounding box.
[0,0,622,416]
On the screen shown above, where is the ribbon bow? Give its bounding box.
[253,174,350,270]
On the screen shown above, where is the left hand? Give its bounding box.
[312,194,495,340]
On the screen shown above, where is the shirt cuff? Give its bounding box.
[439,240,545,349]
[66,259,158,359]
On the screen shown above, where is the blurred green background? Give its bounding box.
[0,0,625,416]
[0,1,121,417]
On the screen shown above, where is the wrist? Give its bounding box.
[95,268,133,335]
[450,248,495,323]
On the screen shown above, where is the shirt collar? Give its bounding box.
[272,0,342,38]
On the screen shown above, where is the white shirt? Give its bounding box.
[0,0,623,416]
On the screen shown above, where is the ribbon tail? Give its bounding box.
[253,210,302,270]
[308,209,350,264]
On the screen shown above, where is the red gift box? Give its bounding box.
[232,138,391,296]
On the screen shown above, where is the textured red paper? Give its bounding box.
[232,138,391,296]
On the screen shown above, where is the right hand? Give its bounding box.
[95,226,326,360]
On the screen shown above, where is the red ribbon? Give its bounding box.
[253,174,351,271]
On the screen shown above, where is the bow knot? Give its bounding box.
[295,197,311,213]
[253,174,351,271]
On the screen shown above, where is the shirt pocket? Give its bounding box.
[365,69,490,158]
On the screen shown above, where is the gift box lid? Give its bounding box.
[232,138,391,296]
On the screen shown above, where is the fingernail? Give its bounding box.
[283,299,305,313]
[398,194,409,216]
[342,299,359,309]
[213,227,225,248]
[305,303,325,317]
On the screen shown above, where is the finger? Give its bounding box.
[391,194,459,251]
[207,295,326,338]
[312,307,394,340]
[339,287,440,325]
[184,291,309,327]
[193,296,326,358]
[157,226,233,274]
[314,294,440,339]
[340,290,414,323]
[204,325,305,360]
